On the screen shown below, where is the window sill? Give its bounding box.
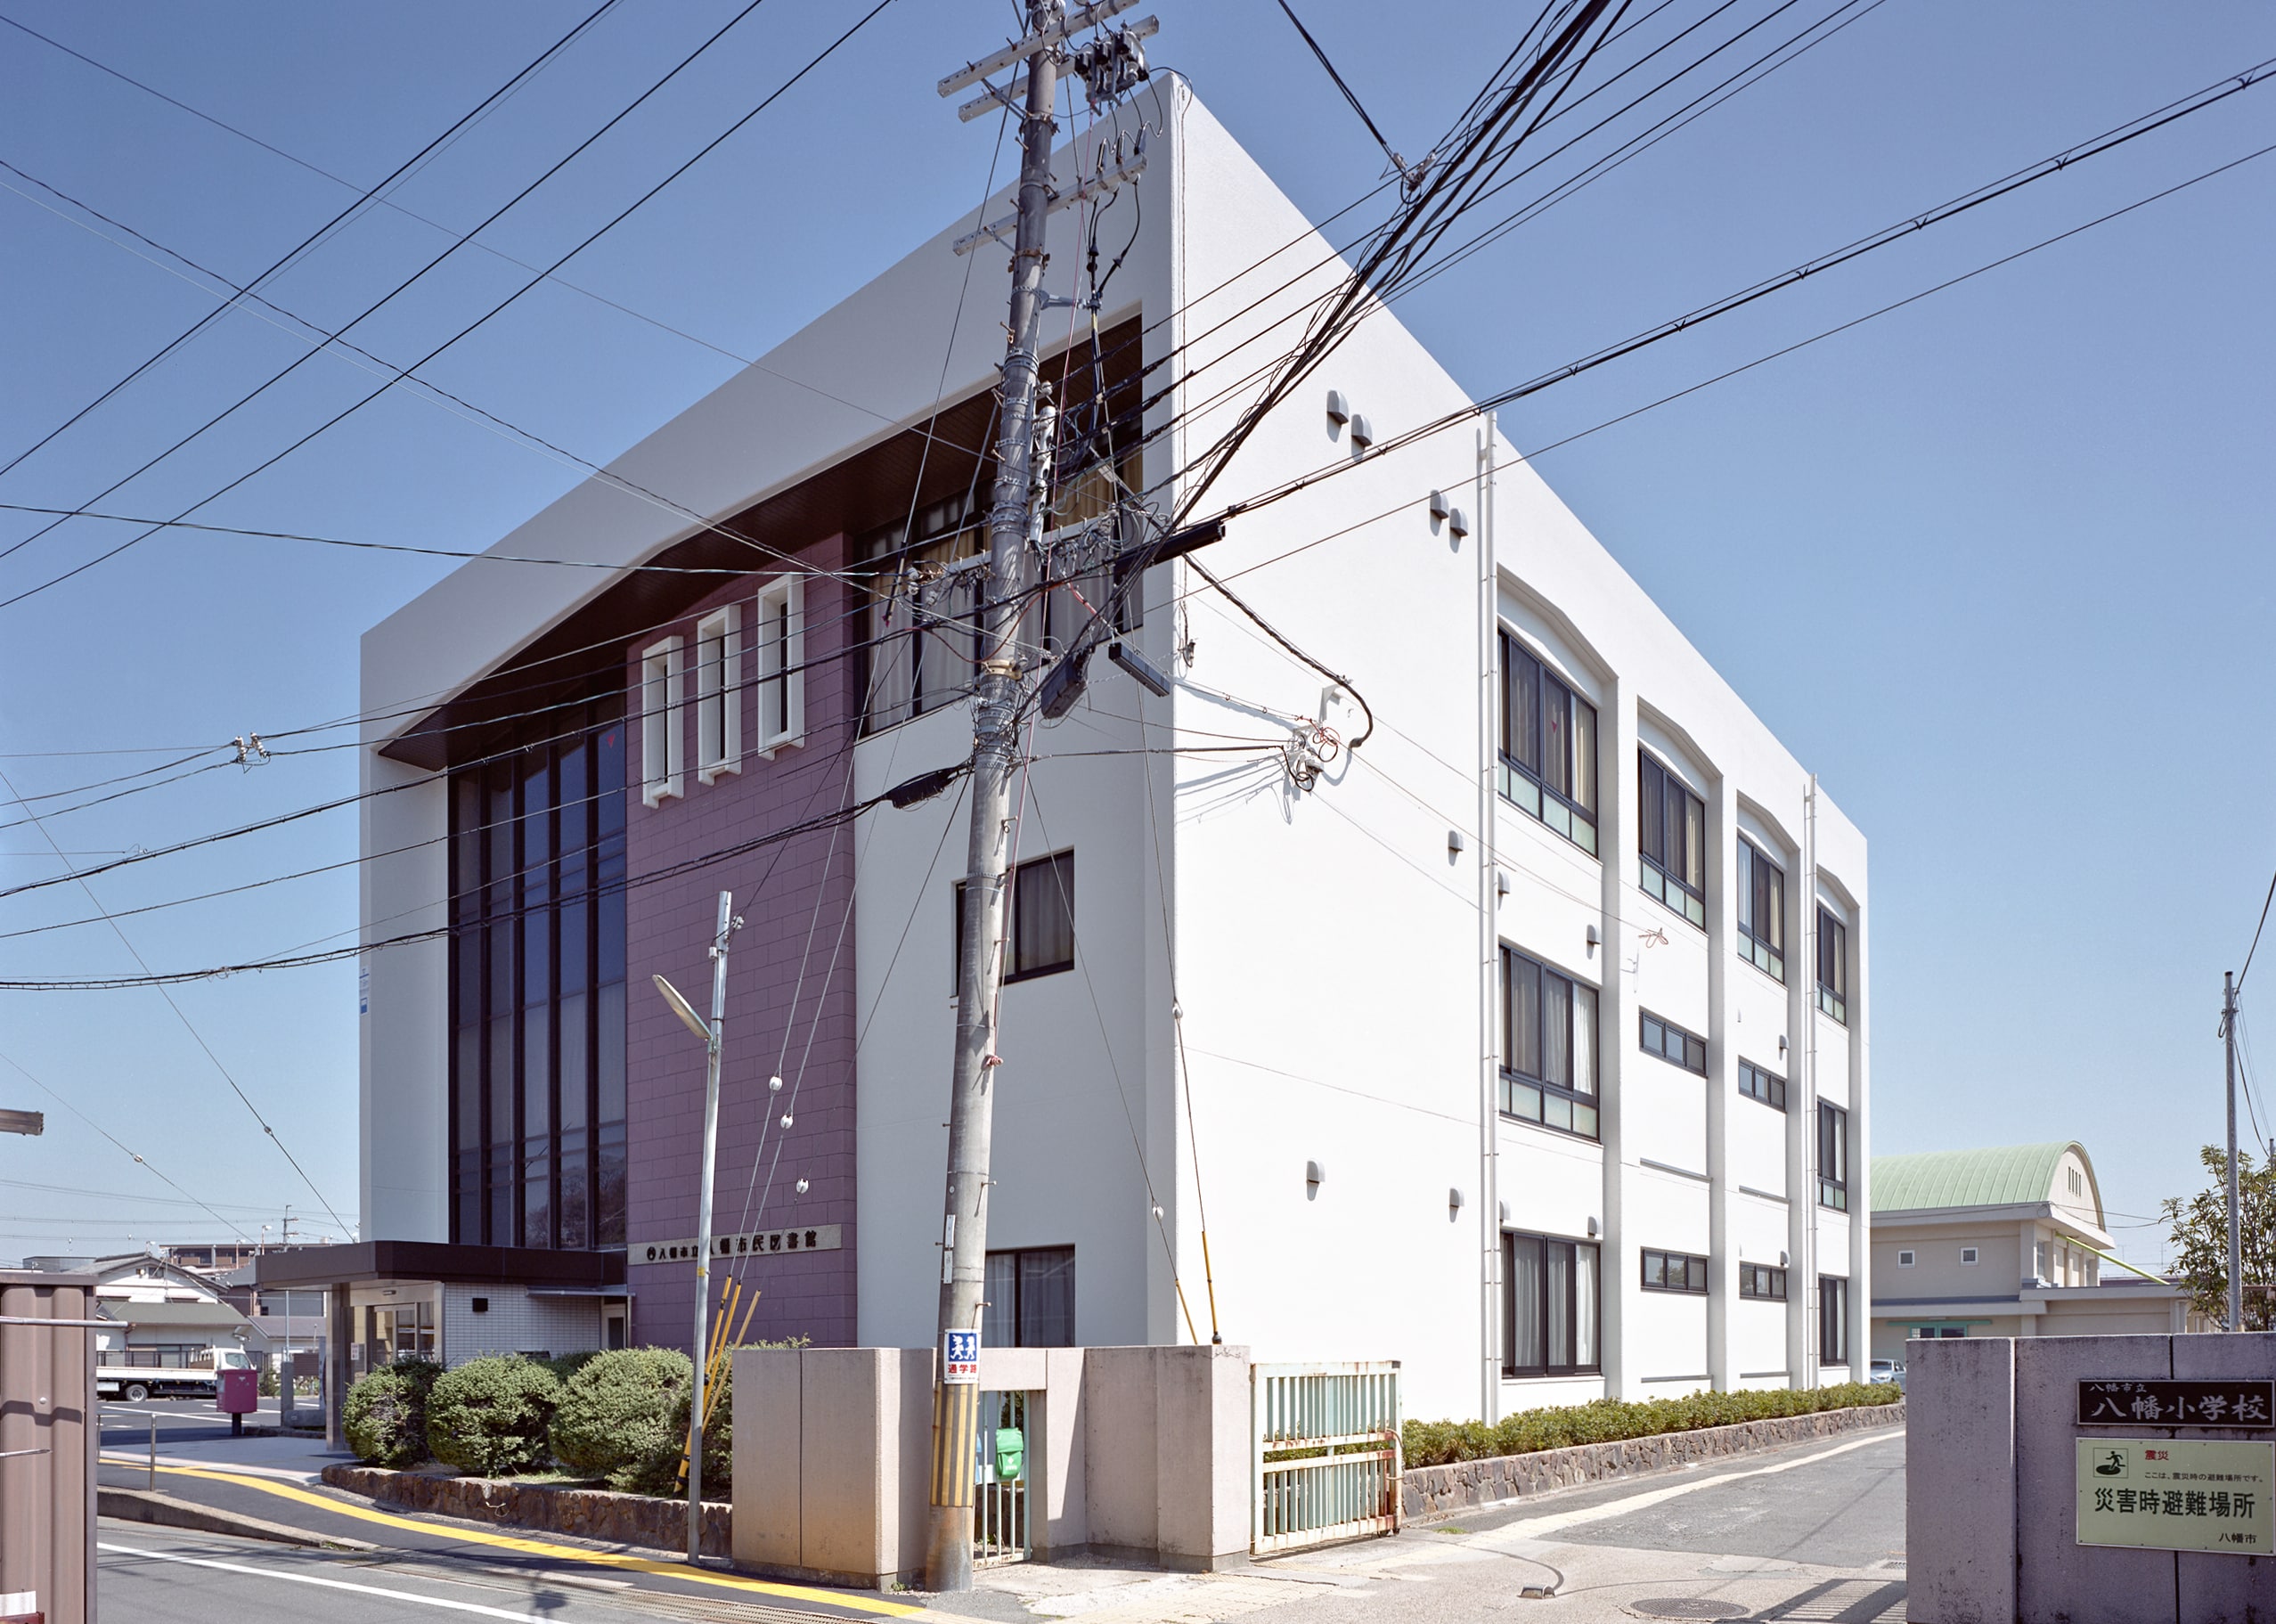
[1738,942,1786,986]
[1502,1368,1603,1382]
[697,758,743,787]
[1497,1108,1602,1147]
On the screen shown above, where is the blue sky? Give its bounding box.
[0,0,2268,1268]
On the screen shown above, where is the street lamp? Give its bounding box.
[652,889,736,1567]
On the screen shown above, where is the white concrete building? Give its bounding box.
[329,79,1868,1424]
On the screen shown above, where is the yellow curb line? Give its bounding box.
[99,1456,921,1618]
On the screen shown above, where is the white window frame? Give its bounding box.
[755,575,805,755]
[694,604,742,785]
[1897,1249,1915,1269]
[640,635,685,807]
[1960,1245,1979,1266]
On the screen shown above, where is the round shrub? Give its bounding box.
[342,1356,443,1468]
[548,1349,691,1481]
[616,1352,734,1498]
[427,1356,561,1477]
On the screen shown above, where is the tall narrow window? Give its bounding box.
[448,698,626,1250]
[1820,1275,1849,1365]
[1497,631,1598,855]
[1818,1101,1849,1211]
[694,605,741,783]
[1816,906,1848,1023]
[640,636,683,806]
[1736,838,1785,981]
[755,575,804,753]
[1638,752,1706,926]
[1500,946,1598,1138]
[1503,1231,1601,1376]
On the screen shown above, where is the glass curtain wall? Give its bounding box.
[449,696,628,1250]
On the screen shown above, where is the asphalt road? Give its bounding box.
[98,1525,835,1624]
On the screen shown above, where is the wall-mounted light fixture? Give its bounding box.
[1349,413,1375,452]
[1448,828,1466,858]
[1587,1217,1601,1238]
[1326,389,1350,430]
[1305,1159,1326,1199]
[1448,1187,1466,1220]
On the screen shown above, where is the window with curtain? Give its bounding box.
[1497,630,1598,855]
[1503,1231,1600,1376]
[983,1246,1075,1346]
[955,851,1076,987]
[1638,751,1706,926]
[1500,946,1597,1138]
[1816,905,1848,1023]
[1820,1275,1849,1364]
[448,698,627,1251]
[1736,837,1785,980]
[1818,1102,1849,1211]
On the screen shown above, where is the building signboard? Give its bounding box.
[2076,1439,2274,1555]
[635,1224,842,1264]
[2076,1379,2274,1428]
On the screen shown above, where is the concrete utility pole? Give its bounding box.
[2226,969,2241,1331]
[925,4,1064,1593]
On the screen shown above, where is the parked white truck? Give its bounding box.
[95,1347,255,1401]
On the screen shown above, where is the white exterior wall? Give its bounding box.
[438,1284,600,1366]
[355,81,1868,1427]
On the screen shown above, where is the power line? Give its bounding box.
[0,0,838,603]
[1270,0,1416,185]
[0,0,624,494]
[0,1049,253,1242]
[2239,869,2276,992]
[0,764,353,1234]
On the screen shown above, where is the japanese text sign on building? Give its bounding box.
[2077,1380,2275,1428]
[942,1330,980,1385]
[2076,1439,2275,1555]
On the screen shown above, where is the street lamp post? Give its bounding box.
[653,890,737,1566]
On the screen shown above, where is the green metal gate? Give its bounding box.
[1252,1360,1401,1555]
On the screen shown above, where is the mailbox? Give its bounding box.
[217,1367,258,1415]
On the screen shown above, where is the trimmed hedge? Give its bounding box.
[426,1356,562,1477]
[617,1352,733,1498]
[1402,1383,1899,1468]
[548,1349,693,1489]
[343,1356,444,1468]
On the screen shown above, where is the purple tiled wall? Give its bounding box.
[623,534,861,1353]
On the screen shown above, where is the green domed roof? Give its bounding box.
[1872,1142,2085,1213]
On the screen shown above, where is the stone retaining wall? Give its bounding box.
[321,1464,730,1559]
[1401,1400,1904,1520]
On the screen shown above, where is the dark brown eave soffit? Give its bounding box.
[379,318,1142,773]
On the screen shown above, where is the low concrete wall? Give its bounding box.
[730,1343,1254,1587]
[1401,1400,1905,1519]
[321,1464,730,1559]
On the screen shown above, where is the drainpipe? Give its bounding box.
[1477,414,1502,1424]
[1802,775,1819,1388]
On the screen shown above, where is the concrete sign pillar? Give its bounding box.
[1911,1334,2276,1623]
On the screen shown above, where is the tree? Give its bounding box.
[2160,1146,2276,1330]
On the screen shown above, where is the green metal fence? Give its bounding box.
[1252,1360,1401,1555]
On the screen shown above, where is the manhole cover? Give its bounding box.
[1625,1603,1750,1621]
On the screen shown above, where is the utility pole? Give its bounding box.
[925,5,1064,1594]
[2226,970,2241,1331]
[652,890,737,1565]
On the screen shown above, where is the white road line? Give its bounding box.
[1484,1428,1903,1540]
[97,1542,554,1621]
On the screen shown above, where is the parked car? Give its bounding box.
[1868,1359,1905,1391]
